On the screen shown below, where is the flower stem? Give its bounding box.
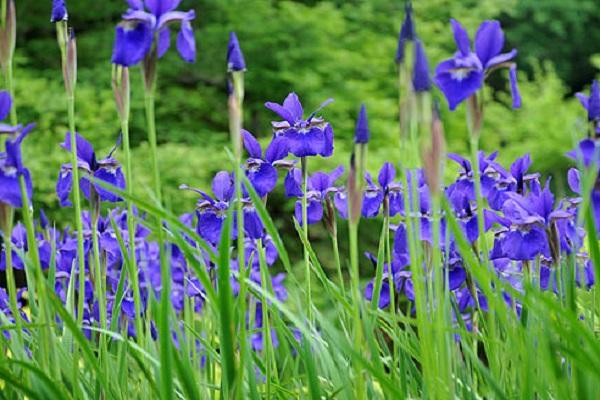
[228,70,246,398]
[301,157,312,322]
[0,206,24,352]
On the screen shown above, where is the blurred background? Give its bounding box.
[10,0,600,273]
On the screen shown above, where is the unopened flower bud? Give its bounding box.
[112,65,130,122]
[62,29,77,97]
[422,102,445,194]
[0,0,15,70]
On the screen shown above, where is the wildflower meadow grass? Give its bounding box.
[1,1,600,399]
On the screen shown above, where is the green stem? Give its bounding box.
[144,93,162,204]
[66,96,87,326]
[19,176,50,370]
[143,84,173,400]
[348,219,365,398]
[121,117,144,345]
[301,157,312,323]
[1,206,24,351]
[330,225,344,292]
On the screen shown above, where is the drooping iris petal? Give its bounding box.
[176,19,196,63]
[282,127,325,158]
[448,267,466,291]
[196,210,224,245]
[284,168,302,198]
[364,278,391,309]
[334,191,348,219]
[450,19,471,57]
[362,188,383,218]
[294,198,323,225]
[567,168,580,194]
[321,124,334,157]
[434,58,484,111]
[509,65,521,109]
[111,22,154,67]
[157,27,171,58]
[56,167,73,207]
[93,165,125,203]
[474,20,504,68]
[502,228,549,261]
[0,170,22,207]
[0,91,12,121]
[588,80,600,122]
[247,161,277,197]
[242,207,264,239]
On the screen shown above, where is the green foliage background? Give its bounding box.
[11,0,599,228]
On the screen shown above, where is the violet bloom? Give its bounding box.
[241,130,288,197]
[0,124,35,208]
[51,0,68,22]
[335,163,403,219]
[434,19,520,110]
[287,166,344,225]
[187,171,263,245]
[112,0,196,67]
[576,80,600,135]
[265,93,334,158]
[56,133,126,207]
[494,181,573,261]
[227,31,246,72]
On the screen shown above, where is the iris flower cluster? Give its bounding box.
[0,2,597,351]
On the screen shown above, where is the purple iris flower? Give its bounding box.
[112,0,196,67]
[241,130,288,197]
[188,171,264,244]
[354,104,370,144]
[0,124,35,208]
[576,80,600,135]
[56,133,126,207]
[287,166,344,225]
[395,2,416,64]
[265,93,334,158]
[494,180,573,261]
[244,236,278,271]
[434,19,520,110]
[227,31,246,72]
[189,171,234,245]
[335,163,403,219]
[51,0,68,22]
[0,223,53,271]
